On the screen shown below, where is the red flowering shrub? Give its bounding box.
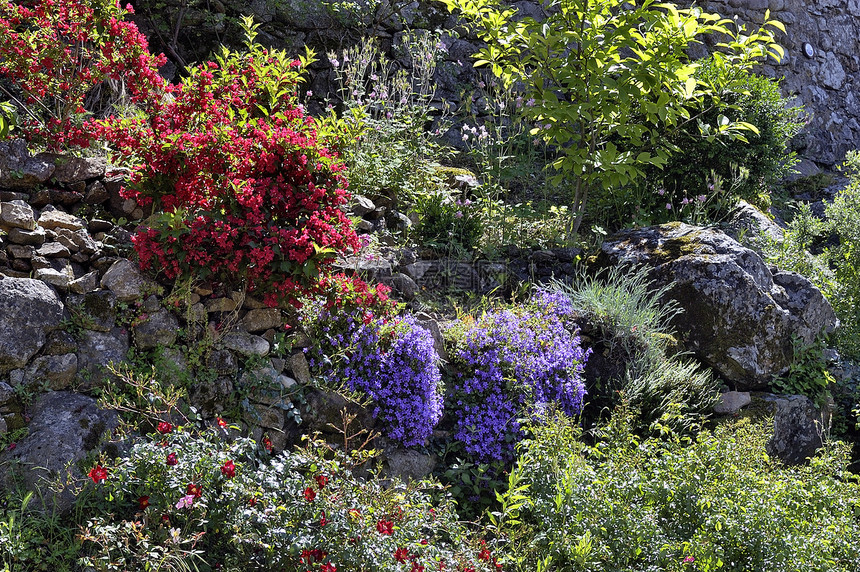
[0,0,165,150]
[93,17,376,308]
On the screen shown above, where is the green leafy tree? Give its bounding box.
[441,0,786,235]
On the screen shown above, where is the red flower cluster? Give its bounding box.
[315,474,328,489]
[303,487,316,502]
[88,465,108,483]
[221,459,236,478]
[0,0,166,149]
[376,519,394,535]
[166,452,178,466]
[156,421,173,434]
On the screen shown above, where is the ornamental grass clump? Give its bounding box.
[306,310,443,447]
[445,292,590,464]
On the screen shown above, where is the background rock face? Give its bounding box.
[0,278,65,374]
[0,392,118,513]
[597,223,837,389]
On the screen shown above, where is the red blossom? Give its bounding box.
[186,483,202,498]
[166,452,178,466]
[138,495,150,509]
[478,549,491,561]
[315,474,328,489]
[88,465,108,483]
[303,487,316,502]
[221,459,236,478]
[156,421,173,434]
[321,564,336,572]
[262,436,273,453]
[411,563,425,572]
[376,520,394,535]
[217,417,228,429]
[394,548,410,563]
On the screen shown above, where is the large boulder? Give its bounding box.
[0,392,118,513]
[0,278,65,374]
[759,393,831,465]
[595,223,837,389]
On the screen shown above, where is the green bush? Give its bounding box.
[653,66,804,213]
[493,412,860,572]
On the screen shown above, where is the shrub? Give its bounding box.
[94,17,372,308]
[493,412,860,572]
[304,308,444,447]
[75,426,498,571]
[443,291,590,464]
[632,66,805,225]
[0,0,165,150]
[442,0,786,235]
[413,188,483,253]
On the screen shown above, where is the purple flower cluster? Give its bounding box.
[309,312,443,447]
[448,292,589,463]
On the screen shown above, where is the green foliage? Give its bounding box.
[771,335,835,402]
[0,490,80,572]
[553,267,719,432]
[652,66,804,213]
[823,151,860,360]
[0,100,14,139]
[325,33,451,211]
[492,412,860,572]
[442,0,785,235]
[413,187,483,253]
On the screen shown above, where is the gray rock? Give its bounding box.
[34,267,72,289]
[0,278,64,374]
[7,226,46,246]
[7,244,34,259]
[83,181,110,205]
[221,332,269,356]
[287,352,311,384]
[390,272,419,300]
[42,154,107,183]
[66,291,117,333]
[43,330,77,355]
[24,353,78,391]
[722,200,785,246]
[0,200,36,230]
[69,271,99,294]
[205,297,237,313]
[36,242,71,258]
[819,51,846,89]
[0,392,118,513]
[240,308,283,333]
[352,195,376,216]
[76,327,130,388]
[302,388,375,436]
[189,377,234,418]
[36,210,85,232]
[244,404,285,431]
[0,382,15,406]
[759,393,831,465]
[0,140,55,188]
[596,223,838,389]
[713,391,752,414]
[383,444,438,481]
[133,309,180,349]
[100,259,156,302]
[207,349,238,376]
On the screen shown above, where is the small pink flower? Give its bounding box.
[175,494,195,509]
[666,203,672,210]
[683,556,695,564]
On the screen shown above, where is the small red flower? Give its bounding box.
[186,483,202,498]
[138,495,150,509]
[88,465,108,483]
[217,417,228,429]
[161,514,170,524]
[262,436,273,453]
[394,548,410,563]
[248,497,257,506]
[166,452,178,466]
[376,519,394,535]
[420,539,428,545]
[221,459,236,478]
[411,563,425,572]
[320,510,328,526]
[478,549,491,561]
[156,421,173,434]
[315,474,328,489]
[7,443,15,451]
[303,487,316,502]
[321,564,336,572]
